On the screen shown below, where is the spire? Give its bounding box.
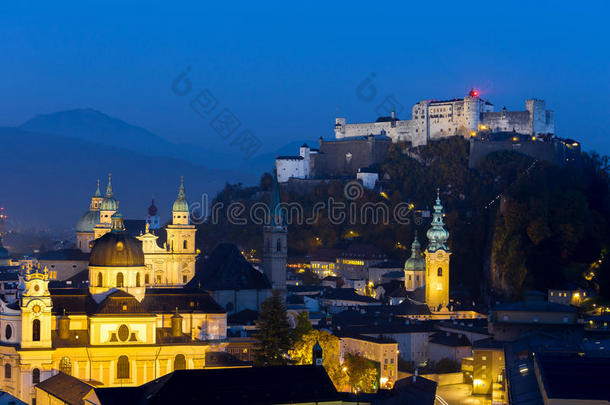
[94,179,102,197]
[148,198,158,216]
[411,231,421,255]
[404,230,425,271]
[268,173,284,227]
[172,176,189,213]
[426,188,450,252]
[178,176,185,199]
[105,173,114,198]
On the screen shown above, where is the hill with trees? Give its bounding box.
[195,137,610,302]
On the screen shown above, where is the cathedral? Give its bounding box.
[76,175,197,286]
[404,190,451,311]
[0,209,226,404]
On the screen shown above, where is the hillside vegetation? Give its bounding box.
[196,138,610,301]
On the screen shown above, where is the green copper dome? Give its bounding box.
[426,189,450,252]
[76,210,100,233]
[100,174,118,211]
[172,177,189,213]
[404,233,425,271]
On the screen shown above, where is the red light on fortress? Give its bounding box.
[469,88,479,97]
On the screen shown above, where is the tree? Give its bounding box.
[343,353,378,393]
[253,290,292,366]
[291,311,313,343]
[289,330,348,390]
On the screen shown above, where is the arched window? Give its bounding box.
[183,240,188,250]
[97,272,103,287]
[4,364,10,379]
[59,357,72,375]
[276,238,282,252]
[32,368,40,384]
[136,273,141,287]
[5,324,12,340]
[145,274,150,285]
[32,319,41,341]
[437,267,443,277]
[174,354,186,371]
[116,272,124,288]
[117,355,129,379]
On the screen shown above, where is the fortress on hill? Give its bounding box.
[334,89,554,147]
[276,90,579,184]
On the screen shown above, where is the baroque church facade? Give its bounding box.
[76,175,197,286]
[0,212,226,404]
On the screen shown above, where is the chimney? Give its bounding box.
[58,309,70,340]
[171,309,183,337]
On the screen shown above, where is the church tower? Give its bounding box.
[95,174,118,239]
[91,179,104,211]
[262,175,287,291]
[404,232,425,292]
[76,180,104,252]
[424,189,451,311]
[146,199,161,230]
[165,177,196,284]
[20,265,53,348]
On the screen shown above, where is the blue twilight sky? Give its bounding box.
[1,0,609,155]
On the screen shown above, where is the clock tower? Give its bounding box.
[424,189,451,311]
[20,265,53,349]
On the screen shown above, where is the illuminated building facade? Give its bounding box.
[0,213,226,404]
[77,176,197,286]
[334,91,553,147]
[424,191,451,311]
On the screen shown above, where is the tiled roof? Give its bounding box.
[187,243,271,291]
[429,331,471,347]
[93,290,153,316]
[95,366,340,405]
[38,249,90,261]
[36,372,95,405]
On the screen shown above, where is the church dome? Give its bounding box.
[172,177,189,213]
[404,236,425,272]
[89,218,144,267]
[76,210,100,233]
[100,197,117,211]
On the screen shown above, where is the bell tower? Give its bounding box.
[20,265,53,348]
[424,189,451,311]
[262,175,287,292]
[165,177,196,284]
[95,174,118,239]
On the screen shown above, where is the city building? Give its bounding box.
[276,135,391,182]
[77,176,198,286]
[0,213,227,404]
[186,243,271,314]
[35,365,342,405]
[37,249,89,281]
[339,334,398,388]
[428,331,471,363]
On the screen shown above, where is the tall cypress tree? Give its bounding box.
[254,290,292,366]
